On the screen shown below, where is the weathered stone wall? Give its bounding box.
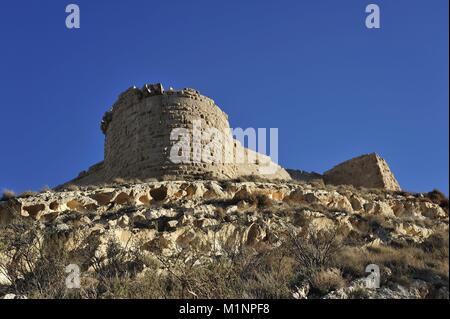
[69,84,290,185]
[323,153,401,191]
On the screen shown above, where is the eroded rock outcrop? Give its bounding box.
[0,180,448,299]
[1,180,446,251]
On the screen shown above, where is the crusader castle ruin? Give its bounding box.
[67,83,400,191]
[68,83,290,185]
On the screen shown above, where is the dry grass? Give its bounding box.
[0,186,448,299]
[0,219,297,299]
[210,192,275,210]
[334,230,449,289]
[287,228,343,275]
[310,268,346,295]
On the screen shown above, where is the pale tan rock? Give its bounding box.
[117,215,130,227]
[306,216,336,234]
[364,201,395,216]
[349,195,366,211]
[395,223,433,242]
[0,180,447,264]
[326,192,353,212]
[419,202,447,219]
[242,223,266,246]
[283,189,305,203]
[292,281,310,299]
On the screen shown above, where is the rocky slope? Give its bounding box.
[0,180,448,299]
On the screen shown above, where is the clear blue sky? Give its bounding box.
[0,0,448,194]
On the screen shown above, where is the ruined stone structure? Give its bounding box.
[323,153,401,191]
[69,84,290,185]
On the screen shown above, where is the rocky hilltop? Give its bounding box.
[0,179,448,299]
[0,84,448,299]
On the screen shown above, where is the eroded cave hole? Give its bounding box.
[23,204,46,219]
[114,192,132,205]
[150,186,168,202]
[90,192,114,206]
[49,201,59,211]
[138,195,150,205]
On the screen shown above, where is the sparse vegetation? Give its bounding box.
[0,179,448,299]
[1,189,15,201]
[425,189,449,212]
[112,177,127,185]
[310,268,345,295]
[64,184,80,191]
[0,214,447,299]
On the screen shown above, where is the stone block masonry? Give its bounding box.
[323,153,401,191]
[67,84,291,185]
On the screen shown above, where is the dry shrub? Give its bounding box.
[310,268,345,294]
[421,229,449,257]
[0,218,71,298]
[92,239,144,280]
[348,287,370,299]
[425,189,449,212]
[99,245,296,299]
[1,189,15,201]
[64,184,80,191]
[112,177,126,185]
[334,246,368,279]
[231,192,274,209]
[159,175,179,182]
[287,227,343,277]
[18,190,37,198]
[175,247,291,298]
[334,238,449,290]
[256,194,274,208]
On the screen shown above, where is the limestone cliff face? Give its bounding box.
[1,180,446,245]
[69,84,290,185]
[323,153,401,191]
[0,180,448,298]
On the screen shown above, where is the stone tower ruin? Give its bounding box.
[323,153,401,191]
[68,83,290,185]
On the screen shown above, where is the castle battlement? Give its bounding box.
[101,84,220,134]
